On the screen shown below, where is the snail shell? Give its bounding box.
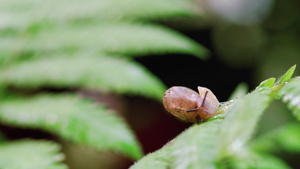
[163,86,219,122]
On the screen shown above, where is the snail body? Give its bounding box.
[163,86,219,123]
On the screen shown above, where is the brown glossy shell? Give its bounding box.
[197,86,219,120]
[163,86,219,122]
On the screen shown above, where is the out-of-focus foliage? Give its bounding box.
[0,139,67,169]
[206,0,273,25]
[205,0,300,78]
[0,0,199,28]
[131,65,300,169]
[252,123,300,154]
[225,151,291,169]
[0,57,165,100]
[0,94,143,160]
[0,22,208,64]
[0,0,207,167]
[279,78,300,120]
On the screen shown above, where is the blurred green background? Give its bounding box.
[0,0,299,168]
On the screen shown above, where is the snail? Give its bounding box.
[163,86,219,123]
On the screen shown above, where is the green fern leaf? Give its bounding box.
[0,94,143,160]
[130,145,173,169]
[0,57,165,100]
[252,123,300,154]
[217,89,272,157]
[257,77,276,89]
[0,139,67,169]
[170,119,223,169]
[0,0,199,29]
[131,120,223,169]
[278,78,300,120]
[1,23,208,61]
[276,65,296,84]
[228,151,291,169]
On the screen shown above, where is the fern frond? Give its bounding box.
[0,94,143,160]
[0,0,200,29]
[0,139,67,169]
[227,151,291,169]
[0,56,165,100]
[278,78,300,120]
[0,22,208,63]
[276,65,296,84]
[130,146,172,169]
[256,77,276,89]
[171,119,223,169]
[130,119,223,169]
[217,89,272,157]
[252,123,300,154]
